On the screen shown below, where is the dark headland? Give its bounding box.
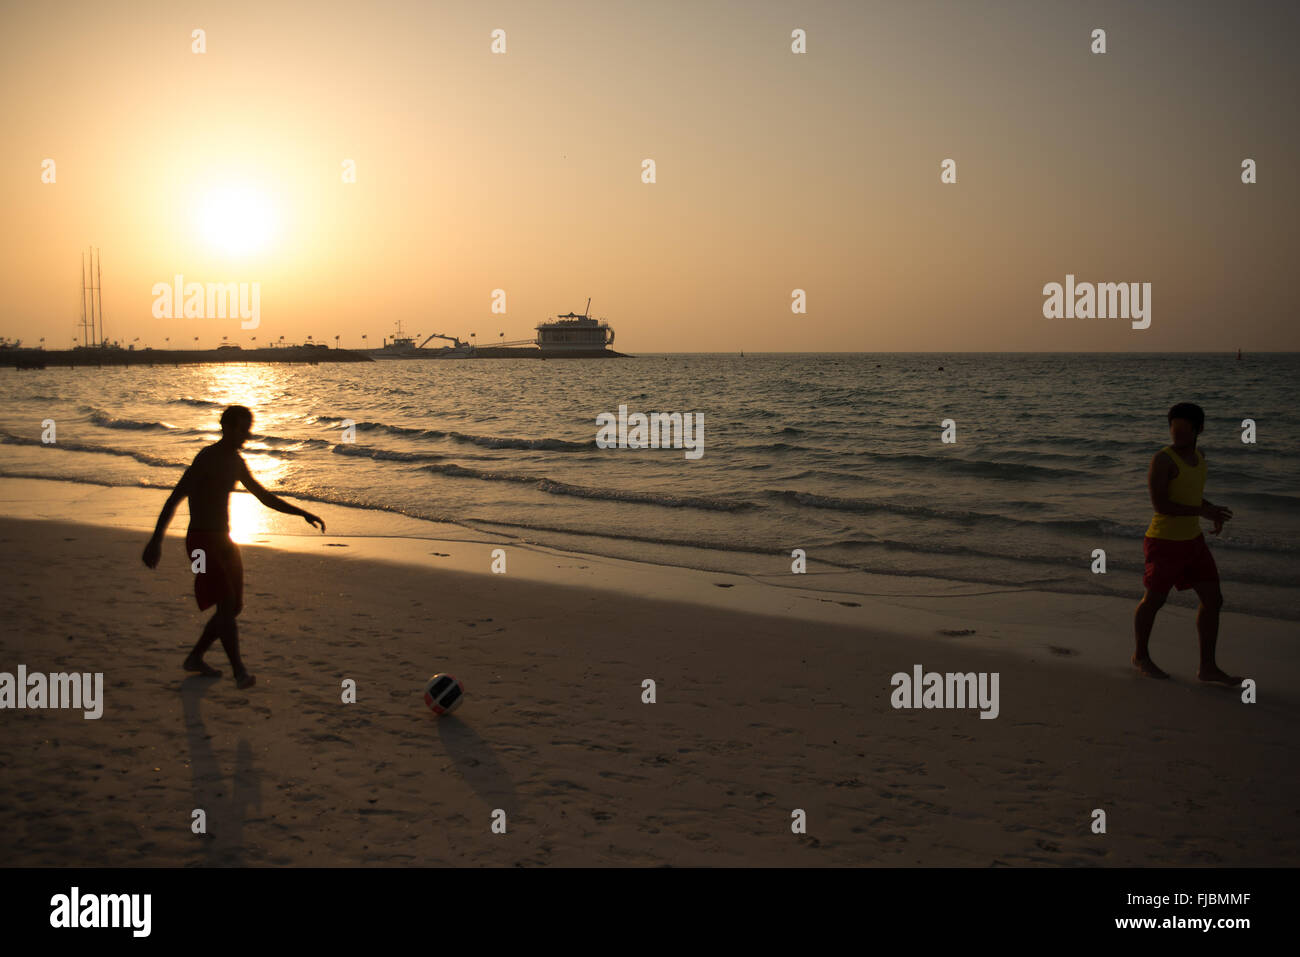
[0,346,370,368]
[0,345,627,368]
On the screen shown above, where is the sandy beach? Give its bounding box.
[1,480,1296,867]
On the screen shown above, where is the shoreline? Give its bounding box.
[0,475,1294,655]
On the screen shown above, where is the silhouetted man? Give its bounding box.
[142,405,325,688]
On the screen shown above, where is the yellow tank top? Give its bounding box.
[1145,446,1205,540]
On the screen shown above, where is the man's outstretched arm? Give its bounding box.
[239,461,326,531]
[142,466,194,567]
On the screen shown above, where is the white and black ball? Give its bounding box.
[423,674,464,715]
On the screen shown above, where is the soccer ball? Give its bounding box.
[423,674,464,715]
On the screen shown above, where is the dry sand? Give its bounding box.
[0,494,1296,866]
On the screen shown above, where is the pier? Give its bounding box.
[0,346,374,369]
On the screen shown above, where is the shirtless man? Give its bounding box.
[1133,402,1241,686]
[141,405,325,688]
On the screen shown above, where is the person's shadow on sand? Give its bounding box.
[181,676,263,863]
[436,715,519,814]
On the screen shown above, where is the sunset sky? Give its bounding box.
[1,0,1296,352]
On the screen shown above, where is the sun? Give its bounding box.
[197,184,278,256]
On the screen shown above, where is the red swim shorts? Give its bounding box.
[185,529,244,614]
[1142,534,1219,593]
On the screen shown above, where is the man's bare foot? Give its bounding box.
[1132,654,1169,679]
[183,655,220,677]
[1197,667,1243,687]
[234,671,256,690]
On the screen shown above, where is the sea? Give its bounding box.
[2,352,1297,621]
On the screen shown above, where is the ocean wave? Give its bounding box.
[855,451,1088,479]
[420,462,754,511]
[86,409,176,432]
[332,445,447,463]
[169,397,224,408]
[250,434,332,450]
[0,469,173,492]
[311,417,429,437]
[769,489,1136,535]
[445,431,594,451]
[735,441,816,455]
[0,432,187,469]
[770,489,967,519]
[307,417,594,451]
[1226,490,1300,511]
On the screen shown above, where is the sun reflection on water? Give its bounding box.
[194,365,300,545]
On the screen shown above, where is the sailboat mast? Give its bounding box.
[96,248,104,347]
[80,251,89,347]
[88,248,93,347]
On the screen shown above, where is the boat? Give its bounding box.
[369,320,475,359]
[365,301,624,359]
[533,298,615,354]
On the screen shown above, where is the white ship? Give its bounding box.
[367,300,622,359]
[534,298,615,353]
